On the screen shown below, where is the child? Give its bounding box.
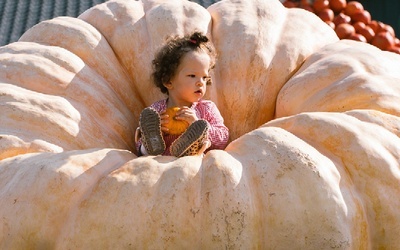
[135,31,229,157]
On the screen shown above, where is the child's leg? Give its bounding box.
[170,120,208,157]
[139,107,166,155]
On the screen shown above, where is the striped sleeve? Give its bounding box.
[196,100,229,150]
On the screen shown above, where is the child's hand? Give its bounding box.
[159,111,170,133]
[174,106,198,124]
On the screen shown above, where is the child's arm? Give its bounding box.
[201,101,229,150]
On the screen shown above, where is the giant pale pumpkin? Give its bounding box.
[0,0,399,248]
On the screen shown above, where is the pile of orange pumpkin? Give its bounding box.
[282,0,400,53]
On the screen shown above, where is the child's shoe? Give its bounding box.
[170,120,208,157]
[139,107,166,155]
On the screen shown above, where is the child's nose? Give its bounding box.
[197,78,206,86]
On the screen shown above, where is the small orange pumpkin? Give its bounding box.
[164,107,189,135]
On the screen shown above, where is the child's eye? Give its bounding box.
[188,74,195,78]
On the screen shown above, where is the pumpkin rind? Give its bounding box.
[207,0,339,140]
[265,110,400,248]
[0,0,399,248]
[0,128,367,249]
[276,39,400,118]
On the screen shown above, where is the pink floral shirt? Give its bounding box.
[137,99,229,156]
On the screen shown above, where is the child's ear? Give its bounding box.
[163,82,173,90]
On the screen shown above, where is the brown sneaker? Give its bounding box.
[139,107,165,155]
[170,120,208,157]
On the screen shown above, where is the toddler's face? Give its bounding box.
[164,50,211,107]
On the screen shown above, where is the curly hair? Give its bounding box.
[151,31,217,94]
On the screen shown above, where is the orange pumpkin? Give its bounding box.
[164,107,189,135]
[0,0,399,248]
